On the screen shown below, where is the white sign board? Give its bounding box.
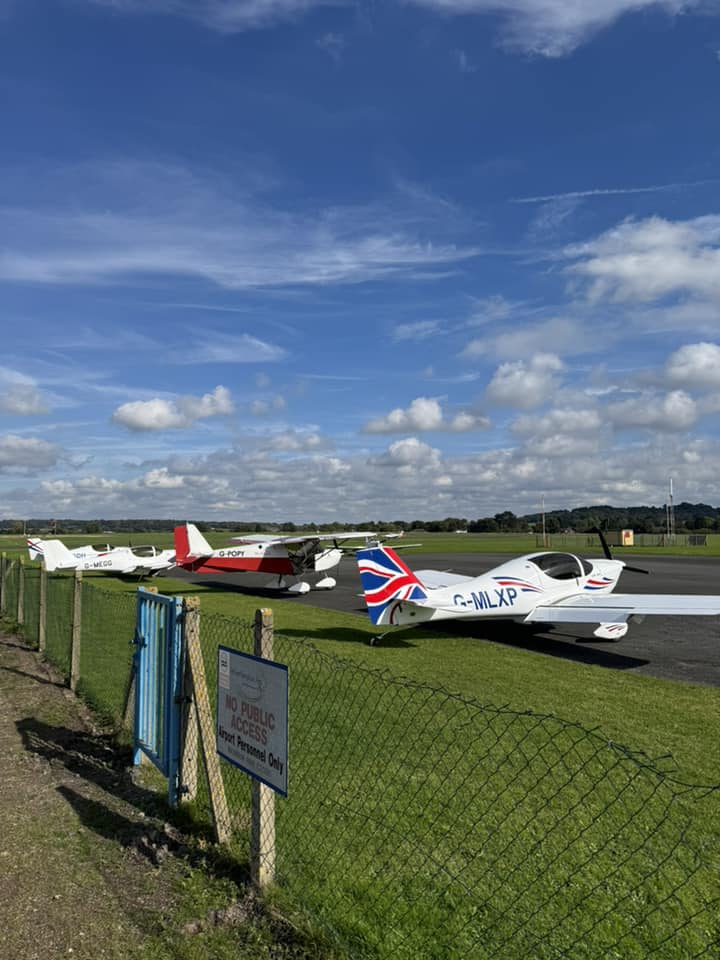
[216,645,288,796]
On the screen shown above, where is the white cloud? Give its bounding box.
[363,396,489,433]
[86,0,342,32]
[405,0,703,57]
[170,333,287,364]
[392,320,443,341]
[266,430,328,450]
[369,436,443,469]
[250,395,286,416]
[81,0,707,56]
[463,316,602,360]
[0,434,60,471]
[317,31,346,63]
[607,390,698,432]
[0,368,48,415]
[513,179,720,204]
[485,354,564,408]
[566,215,720,304]
[112,385,234,432]
[512,408,604,437]
[666,342,720,390]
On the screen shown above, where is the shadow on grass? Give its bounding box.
[278,626,419,648]
[17,716,249,882]
[0,663,66,687]
[439,619,650,670]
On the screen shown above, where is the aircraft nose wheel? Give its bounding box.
[368,636,380,646]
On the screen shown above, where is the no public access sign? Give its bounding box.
[216,645,288,796]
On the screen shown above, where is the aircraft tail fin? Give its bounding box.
[356,546,429,625]
[36,539,78,572]
[27,538,44,561]
[174,523,213,564]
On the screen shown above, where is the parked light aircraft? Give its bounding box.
[27,539,111,564]
[356,537,720,644]
[174,522,383,593]
[27,538,175,576]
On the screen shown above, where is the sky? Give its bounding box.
[1,0,720,523]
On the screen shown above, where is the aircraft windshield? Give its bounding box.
[529,553,588,580]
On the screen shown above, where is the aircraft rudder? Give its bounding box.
[186,522,213,557]
[38,539,77,572]
[173,525,190,564]
[356,545,428,625]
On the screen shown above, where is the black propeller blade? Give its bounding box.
[590,526,649,575]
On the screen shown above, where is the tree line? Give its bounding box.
[3,502,720,535]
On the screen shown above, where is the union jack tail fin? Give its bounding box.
[356,546,428,625]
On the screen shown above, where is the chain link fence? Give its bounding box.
[1,558,718,959]
[196,614,719,960]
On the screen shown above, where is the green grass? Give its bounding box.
[4,529,720,556]
[6,561,720,958]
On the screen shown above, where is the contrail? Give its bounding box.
[511,179,720,204]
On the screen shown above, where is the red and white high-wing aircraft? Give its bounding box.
[357,541,720,644]
[174,522,378,593]
[27,538,175,576]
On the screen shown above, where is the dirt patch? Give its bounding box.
[0,634,332,960]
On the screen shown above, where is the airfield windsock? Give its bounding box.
[356,546,428,625]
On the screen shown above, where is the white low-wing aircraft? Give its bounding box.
[27,538,175,576]
[174,522,383,593]
[356,540,720,644]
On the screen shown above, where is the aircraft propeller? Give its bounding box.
[591,527,649,575]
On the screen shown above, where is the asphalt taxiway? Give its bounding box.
[161,552,720,687]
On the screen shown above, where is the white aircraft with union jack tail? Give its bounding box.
[356,533,720,644]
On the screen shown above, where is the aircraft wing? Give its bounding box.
[525,593,720,624]
[413,569,475,589]
[231,531,374,545]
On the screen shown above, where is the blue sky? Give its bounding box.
[1,0,720,522]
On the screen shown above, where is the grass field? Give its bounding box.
[4,538,719,957]
[5,529,720,557]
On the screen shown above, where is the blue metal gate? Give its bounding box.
[133,588,184,805]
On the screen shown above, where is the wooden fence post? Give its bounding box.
[251,607,276,891]
[0,553,6,616]
[17,557,25,626]
[38,563,47,653]
[183,597,231,843]
[70,570,83,692]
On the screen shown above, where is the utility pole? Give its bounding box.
[668,478,675,543]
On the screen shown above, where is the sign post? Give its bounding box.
[216,609,287,889]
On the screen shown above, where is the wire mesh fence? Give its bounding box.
[198,613,720,960]
[45,572,75,678]
[1,564,718,959]
[78,583,136,726]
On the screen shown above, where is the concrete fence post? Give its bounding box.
[251,607,276,891]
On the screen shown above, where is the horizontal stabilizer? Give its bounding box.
[413,569,474,589]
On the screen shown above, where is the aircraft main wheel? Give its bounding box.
[369,636,379,647]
